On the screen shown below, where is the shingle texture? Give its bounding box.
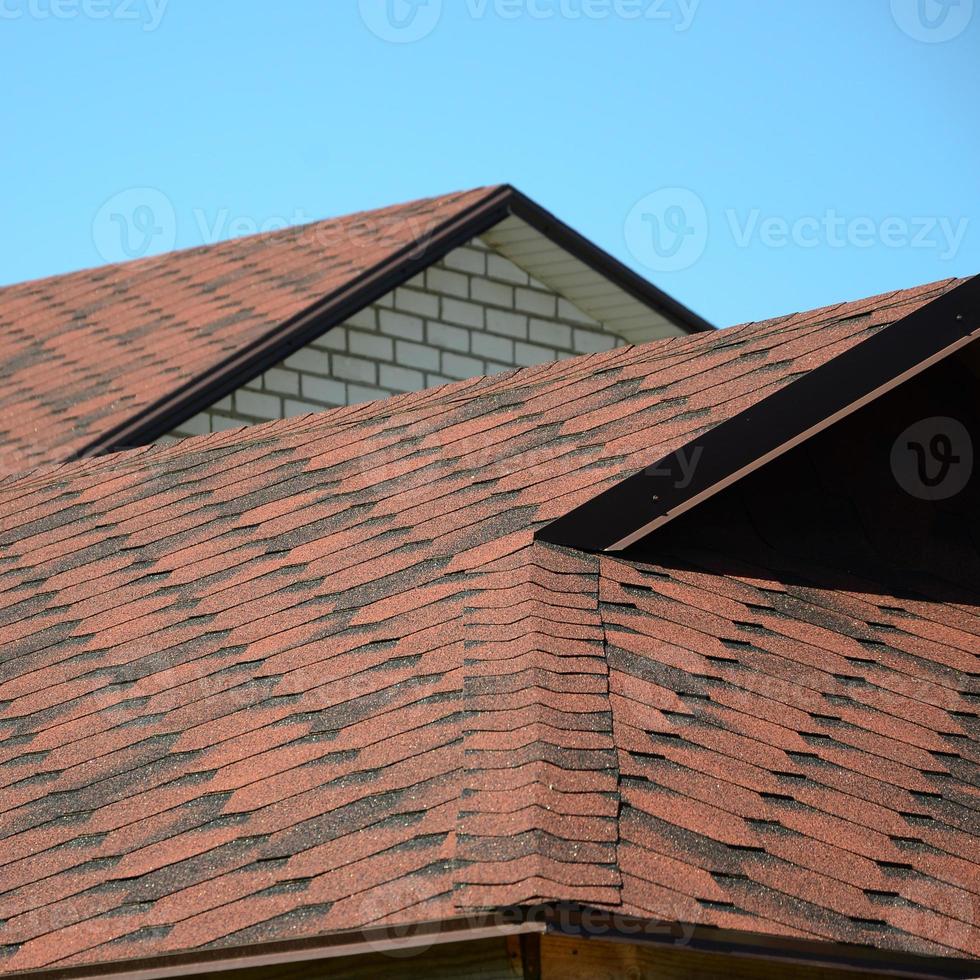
[0,187,500,472]
[0,276,976,974]
[608,357,980,958]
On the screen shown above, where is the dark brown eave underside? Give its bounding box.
[538,274,980,553]
[10,907,978,980]
[5,920,543,980]
[74,185,713,462]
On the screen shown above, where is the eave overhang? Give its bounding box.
[11,907,977,980]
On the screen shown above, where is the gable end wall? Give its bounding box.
[166,237,627,439]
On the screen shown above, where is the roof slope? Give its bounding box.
[0,187,497,471]
[0,185,711,476]
[0,277,976,975]
[542,273,980,552]
[609,352,980,959]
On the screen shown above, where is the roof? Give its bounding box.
[543,271,980,552]
[0,185,711,475]
[0,276,977,977]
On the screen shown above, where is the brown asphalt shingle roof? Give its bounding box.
[0,276,976,974]
[0,187,500,473]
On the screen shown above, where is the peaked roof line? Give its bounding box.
[73,185,713,461]
[498,186,715,336]
[538,274,980,553]
[0,186,493,294]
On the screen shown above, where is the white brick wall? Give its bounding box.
[166,236,626,440]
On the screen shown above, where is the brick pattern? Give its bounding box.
[168,238,626,438]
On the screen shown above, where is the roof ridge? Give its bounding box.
[728,276,967,333]
[0,186,505,294]
[455,541,622,909]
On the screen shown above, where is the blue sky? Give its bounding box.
[1,0,977,326]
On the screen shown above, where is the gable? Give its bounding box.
[635,345,979,580]
[539,275,979,553]
[0,185,709,474]
[165,236,631,439]
[0,187,497,473]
